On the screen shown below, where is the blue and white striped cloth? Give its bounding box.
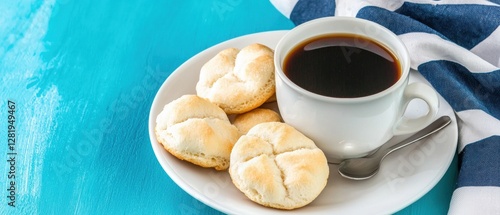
[270,0,500,214]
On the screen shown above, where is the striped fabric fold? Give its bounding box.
[269,0,500,214]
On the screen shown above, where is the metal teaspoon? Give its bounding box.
[337,115,452,180]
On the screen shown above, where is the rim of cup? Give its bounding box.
[274,16,411,104]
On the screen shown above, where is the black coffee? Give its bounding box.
[284,33,401,98]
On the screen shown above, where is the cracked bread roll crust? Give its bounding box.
[229,122,329,210]
[196,43,275,114]
[155,95,240,170]
[233,108,281,135]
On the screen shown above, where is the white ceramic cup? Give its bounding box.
[274,17,439,163]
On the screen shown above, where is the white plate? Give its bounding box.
[148,31,458,215]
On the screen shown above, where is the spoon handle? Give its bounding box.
[383,115,452,158]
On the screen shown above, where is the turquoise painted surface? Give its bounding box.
[0,0,456,214]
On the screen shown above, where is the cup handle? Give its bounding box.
[393,82,440,136]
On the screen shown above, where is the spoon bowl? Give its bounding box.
[338,115,452,180]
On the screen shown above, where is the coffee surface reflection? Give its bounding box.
[283,33,401,98]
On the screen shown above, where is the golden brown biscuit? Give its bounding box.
[229,122,329,210]
[233,108,281,135]
[196,43,275,114]
[155,95,240,170]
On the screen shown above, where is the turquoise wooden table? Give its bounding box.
[1,0,457,214]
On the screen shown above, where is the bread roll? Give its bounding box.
[155,95,240,170]
[233,108,281,135]
[196,43,275,114]
[229,122,329,209]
